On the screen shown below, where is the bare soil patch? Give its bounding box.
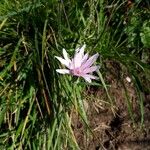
[72,62,150,150]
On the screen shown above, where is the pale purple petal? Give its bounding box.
[55,56,70,68]
[82,76,92,83]
[75,44,86,54]
[56,69,70,74]
[82,74,99,83]
[81,53,89,64]
[75,47,80,53]
[82,74,99,80]
[78,44,86,54]
[69,59,75,70]
[63,48,71,63]
[81,53,99,69]
[83,66,100,74]
[73,54,82,68]
[74,45,86,68]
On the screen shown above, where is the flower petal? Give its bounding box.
[82,74,99,83]
[69,59,75,70]
[56,69,70,74]
[55,56,70,68]
[63,48,71,63]
[81,53,89,64]
[75,44,86,53]
[74,45,86,68]
[83,65,100,74]
[83,76,92,83]
[81,53,99,69]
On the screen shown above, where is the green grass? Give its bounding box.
[0,0,150,149]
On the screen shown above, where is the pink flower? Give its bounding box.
[55,44,100,83]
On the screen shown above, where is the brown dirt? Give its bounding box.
[71,61,150,150]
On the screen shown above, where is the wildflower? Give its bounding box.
[55,44,100,83]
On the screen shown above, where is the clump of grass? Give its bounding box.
[0,0,149,149]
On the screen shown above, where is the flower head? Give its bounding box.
[55,44,100,83]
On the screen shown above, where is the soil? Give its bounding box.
[71,62,150,150]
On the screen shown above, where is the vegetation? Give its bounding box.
[0,0,149,149]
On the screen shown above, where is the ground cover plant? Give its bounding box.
[0,0,150,149]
